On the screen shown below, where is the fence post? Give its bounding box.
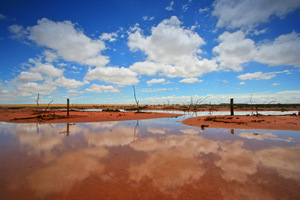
[67,98,70,117]
[230,98,234,116]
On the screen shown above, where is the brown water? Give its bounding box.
[0,118,300,200]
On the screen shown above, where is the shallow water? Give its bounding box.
[0,117,300,199]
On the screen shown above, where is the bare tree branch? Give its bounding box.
[132,86,139,112]
[45,100,53,112]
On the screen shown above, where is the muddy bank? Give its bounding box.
[181,115,300,131]
[0,107,182,123]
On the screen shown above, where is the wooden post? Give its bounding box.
[230,98,234,116]
[67,98,70,117]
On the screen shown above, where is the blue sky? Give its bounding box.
[1,0,300,105]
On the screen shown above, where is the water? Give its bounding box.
[0,117,300,199]
[75,108,298,117]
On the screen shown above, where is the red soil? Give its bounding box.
[182,115,300,131]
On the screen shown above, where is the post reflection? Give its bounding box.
[67,123,69,136]
[231,129,234,134]
[0,121,299,200]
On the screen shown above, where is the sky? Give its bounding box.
[0,0,300,105]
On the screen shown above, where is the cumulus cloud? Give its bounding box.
[179,77,203,83]
[29,62,63,77]
[27,18,109,67]
[17,71,43,82]
[212,0,300,29]
[237,72,276,80]
[214,31,300,71]
[85,84,120,93]
[17,82,57,96]
[128,16,217,77]
[255,32,300,67]
[85,67,139,85]
[147,78,165,86]
[213,31,256,71]
[128,16,205,63]
[43,50,58,62]
[53,77,87,88]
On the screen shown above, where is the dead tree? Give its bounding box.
[45,100,53,112]
[36,93,40,110]
[132,86,139,112]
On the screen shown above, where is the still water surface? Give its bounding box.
[0,116,300,199]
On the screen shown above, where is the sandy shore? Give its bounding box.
[0,107,182,123]
[182,115,300,131]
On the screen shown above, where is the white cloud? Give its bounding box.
[258,146,300,180]
[165,1,175,11]
[130,90,300,104]
[30,62,63,77]
[238,132,292,142]
[43,50,58,62]
[130,61,170,76]
[141,88,173,93]
[129,16,205,63]
[180,129,200,135]
[99,32,118,42]
[147,127,166,134]
[142,16,155,21]
[67,89,84,95]
[85,67,139,85]
[237,72,276,80]
[213,31,256,71]
[8,24,28,40]
[272,83,280,86]
[214,31,300,71]
[27,18,109,67]
[17,82,57,96]
[85,84,120,93]
[182,0,192,12]
[129,16,218,77]
[239,82,245,85]
[253,28,267,35]
[179,77,203,83]
[17,71,43,82]
[53,77,87,89]
[147,78,165,86]
[255,32,300,67]
[199,7,209,13]
[212,0,300,29]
